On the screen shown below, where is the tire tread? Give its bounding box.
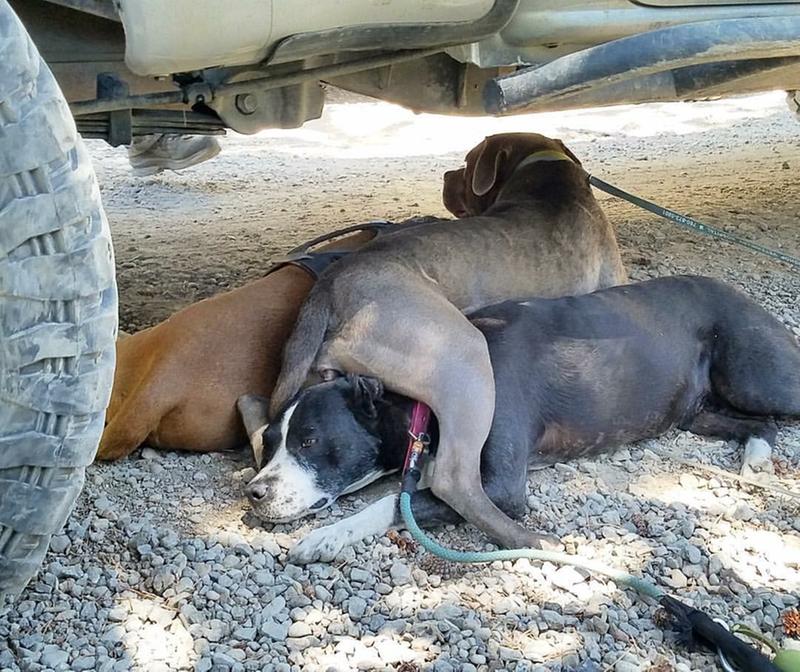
[0,1,117,602]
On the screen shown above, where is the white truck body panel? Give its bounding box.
[119,0,492,75]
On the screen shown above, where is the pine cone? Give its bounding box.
[396,663,420,672]
[387,529,418,554]
[784,608,800,638]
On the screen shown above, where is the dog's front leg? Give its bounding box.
[289,496,399,564]
[288,490,465,564]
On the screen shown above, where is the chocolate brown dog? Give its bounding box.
[268,132,627,551]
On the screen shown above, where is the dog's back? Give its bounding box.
[269,134,627,417]
[326,161,621,308]
[471,275,800,463]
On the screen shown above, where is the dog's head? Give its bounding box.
[238,376,391,523]
[442,132,581,217]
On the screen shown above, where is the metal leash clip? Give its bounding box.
[407,430,431,446]
[714,618,739,672]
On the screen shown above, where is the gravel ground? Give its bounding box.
[2,91,800,672]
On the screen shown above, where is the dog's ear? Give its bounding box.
[237,394,270,466]
[471,139,508,197]
[346,375,384,419]
[555,139,582,166]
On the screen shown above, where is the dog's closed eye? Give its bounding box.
[302,438,318,448]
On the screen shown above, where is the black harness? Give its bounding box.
[268,220,394,280]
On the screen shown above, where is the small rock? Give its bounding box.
[212,651,236,667]
[233,625,257,640]
[101,625,126,645]
[252,569,274,587]
[350,568,371,583]
[260,619,289,641]
[73,655,97,671]
[663,568,689,589]
[204,619,226,642]
[684,545,703,565]
[348,596,368,620]
[288,622,311,638]
[94,495,113,515]
[433,603,462,621]
[179,604,203,626]
[49,535,70,553]
[107,606,127,622]
[40,645,68,668]
[493,597,521,615]
[552,565,586,591]
[541,608,565,627]
[389,561,412,586]
[286,635,317,651]
[729,502,755,521]
[680,518,696,539]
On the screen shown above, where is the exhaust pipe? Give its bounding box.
[484,16,800,114]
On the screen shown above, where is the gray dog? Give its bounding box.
[268,132,627,550]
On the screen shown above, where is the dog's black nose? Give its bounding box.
[309,497,329,511]
[246,480,269,502]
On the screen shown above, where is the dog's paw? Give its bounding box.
[741,437,775,481]
[288,524,352,564]
[532,532,564,553]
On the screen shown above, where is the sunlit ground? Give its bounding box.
[246,90,788,159]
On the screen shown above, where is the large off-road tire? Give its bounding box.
[0,1,117,603]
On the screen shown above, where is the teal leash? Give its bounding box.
[588,175,800,271]
[398,432,663,600]
[399,491,664,599]
[399,405,782,671]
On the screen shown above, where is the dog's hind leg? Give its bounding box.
[703,304,800,477]
[429,365,559,551]
[710,301,800,418]
[681,410,778,478]
[324,292,557,551]
[402,429,534,530]
[96,395,160,461]
[96,361,166,460]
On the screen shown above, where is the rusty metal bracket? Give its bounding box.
[96,73,131,146]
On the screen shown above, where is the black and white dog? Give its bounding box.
[238,275,800,563]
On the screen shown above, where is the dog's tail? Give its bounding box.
[269,287,332,418]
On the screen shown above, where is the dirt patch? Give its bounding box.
[92,92,800,335]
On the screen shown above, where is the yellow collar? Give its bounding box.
[515,149,575,172]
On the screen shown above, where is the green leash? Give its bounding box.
[399,492,783,671]
[588,175,800,271]
[399,491,663,599]
[399,428,663,600]
[399,415,782,671]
